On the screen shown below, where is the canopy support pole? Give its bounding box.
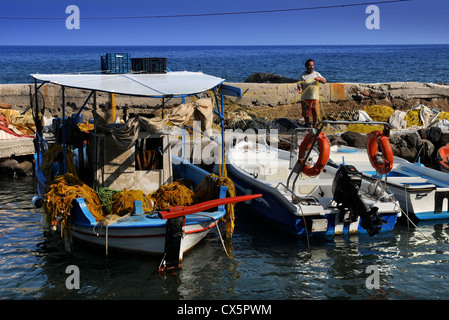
[34,79,42,165]
[93,90,98,190]
[212,89,226,177]
[61,86,66,174]
[64,90,94,137]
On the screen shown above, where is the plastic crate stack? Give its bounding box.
[131,57,167,74]
[101,53,131,74]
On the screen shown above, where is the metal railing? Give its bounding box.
[287,120,391,193]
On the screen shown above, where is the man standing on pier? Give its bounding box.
[297,59,326,128]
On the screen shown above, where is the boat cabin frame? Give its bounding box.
[31,72,242,195]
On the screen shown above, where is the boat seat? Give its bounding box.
[293,179,334,186]
[292,178,334,196]
[254,165,289,181]
[387,176,430,183]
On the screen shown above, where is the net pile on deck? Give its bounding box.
[43,173,103,241]
[43,171,236,240]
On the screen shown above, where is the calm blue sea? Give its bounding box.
[0,44,448,84]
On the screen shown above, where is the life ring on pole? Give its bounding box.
[367,130,394,175]
[298,131,330,177]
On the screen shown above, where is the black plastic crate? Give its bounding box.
[131,57,167,74]
[101,53,131,74]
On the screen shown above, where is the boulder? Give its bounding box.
[389,134,407,148]
[341,131,367,148]
[0,158,34,177]
[389,133,416,161]
[327,135,347,146]
[0,159,18,170]
[273,118,300,131]
[405,132,419,148]
[14,160,33,176]
[245,73,297,84]
[388,132,436,164]
[427,126,442,145]
[438,132,449,148]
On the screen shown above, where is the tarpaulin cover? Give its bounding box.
[31,72,224,97]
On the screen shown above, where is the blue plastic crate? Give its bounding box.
[101,53,131,74]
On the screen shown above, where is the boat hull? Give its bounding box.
[329,145,449,221]
[71,198,222,255]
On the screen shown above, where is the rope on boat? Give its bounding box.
[195,166,237,239]
[94,213,132,255]
[111,189,155,216]
[402,188,431,241]
[97,187,119,213]
[193,212,231,258]
[297,205,310,249]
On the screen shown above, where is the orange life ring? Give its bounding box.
[367,130,394,175]
[298,131,330,176]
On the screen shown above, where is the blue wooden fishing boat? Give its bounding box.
[30,59,257,271]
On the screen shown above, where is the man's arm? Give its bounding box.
[315,77,326,84]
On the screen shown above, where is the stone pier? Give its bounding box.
[1,81,448,120]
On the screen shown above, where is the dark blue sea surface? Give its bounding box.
[0,44,448,84]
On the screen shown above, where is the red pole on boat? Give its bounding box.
[158,194,262,220]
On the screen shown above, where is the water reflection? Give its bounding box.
[2,177,449,299]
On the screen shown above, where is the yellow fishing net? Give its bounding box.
[404,108,422,127]
[347,124,384,133]
[437,112,449,121]
[43,173,105,239]
[43,156,237,245]
[149,181,195,210]
[110,189,155,217]
[363,105,394,122]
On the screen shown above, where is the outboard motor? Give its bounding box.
[332,164,386,236]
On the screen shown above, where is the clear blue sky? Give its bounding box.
[0,0,448,45]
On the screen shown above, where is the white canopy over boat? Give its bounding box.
[30,71,225,97]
